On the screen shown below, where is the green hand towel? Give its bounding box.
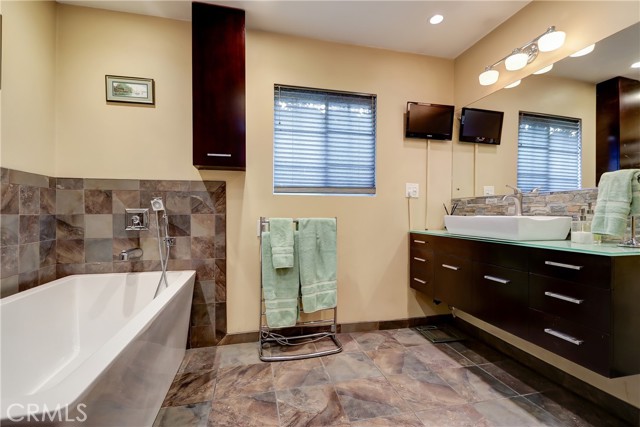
[269,218,294,269]
[298,218,337,313]
[261,232,299,328]
[592,169,640,237]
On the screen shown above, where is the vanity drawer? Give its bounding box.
[434,252,471,310]
[528,248,612,288]
[410,233,432,252]
[473,263,528,337]
[529,274,611,333]
[474,241,528,271]
[528,309,610,376]
[410,248,434,296]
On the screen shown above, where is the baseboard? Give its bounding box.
[219,314,451,344]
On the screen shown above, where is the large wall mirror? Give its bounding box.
[452,22,640,199]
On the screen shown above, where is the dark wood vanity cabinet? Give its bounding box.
[409,235,434,297]
[192,2,246,170]
[527,249,640,377]
[408,232,640,378]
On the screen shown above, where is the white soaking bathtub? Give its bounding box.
[0,270,196,426]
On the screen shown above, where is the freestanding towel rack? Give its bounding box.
[258,217,342,362]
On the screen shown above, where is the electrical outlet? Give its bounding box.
[406,183,419,198]
[483,185,495,196]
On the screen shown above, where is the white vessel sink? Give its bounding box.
[444,215,571,241]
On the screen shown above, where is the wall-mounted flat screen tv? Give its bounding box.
[405,102,455,140]
[459,107,504,145]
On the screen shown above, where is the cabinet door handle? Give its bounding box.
[544,291,584,305]
[544,260,583,271]
[442,264,460,271]
[483,275,510,284]
[544,328,584,346]
[413,239,426,244]
[413,278,427,284]
[207,153,232,157]
[413,257,426,262]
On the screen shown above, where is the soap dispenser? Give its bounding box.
[571,207,593,244]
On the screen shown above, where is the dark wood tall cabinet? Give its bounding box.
[192,2,246,170]
[595,76,640,183]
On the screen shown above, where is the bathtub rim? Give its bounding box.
[0,270,196,422]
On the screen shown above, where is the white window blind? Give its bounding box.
[274,85,377,194]
[517,112,582,192]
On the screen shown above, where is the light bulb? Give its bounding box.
[570,44,595,57]
[479,69,499,86]
[505,80,521,89]
[630,61,640,69]
[505,52,529,71]
[538,29,566,52]
[533,64,553,75]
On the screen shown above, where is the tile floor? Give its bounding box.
[154,328,631,427]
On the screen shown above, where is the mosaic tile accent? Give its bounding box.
[0,167,226,348]
[451,188,598,218]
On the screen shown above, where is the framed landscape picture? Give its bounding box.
[105,75,155,105]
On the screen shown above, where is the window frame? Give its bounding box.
[273,84,377,196]
[516,111,582,193]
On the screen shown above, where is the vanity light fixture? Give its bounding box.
[429,14,444,25]
[570,44,595,58]
[478,26,565,86]
[479,68,500,85]
[631,61,640,69]
[504,79,521,89]
[533,64,554,75]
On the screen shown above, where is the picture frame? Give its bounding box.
[105,75,155,105]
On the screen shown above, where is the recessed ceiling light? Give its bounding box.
[429,14,444,25]
[570,44,595,58]
[631,61,640,69]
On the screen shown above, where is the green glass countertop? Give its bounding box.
[410,229,640,257]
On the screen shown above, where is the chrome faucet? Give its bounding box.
[502,185,539,216]
[119,247,143,261]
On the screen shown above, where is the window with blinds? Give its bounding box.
[517,112,582,193]
[273,85,377,194]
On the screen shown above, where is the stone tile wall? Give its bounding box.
[451,188,599,218]
[0,167,226,347]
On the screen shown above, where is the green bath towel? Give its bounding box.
[298,218,337,313]
[592,169,640,237]
[261,232,299,328]
[269,218,294,269]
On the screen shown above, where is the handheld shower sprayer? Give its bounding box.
[151,197,171,298]
[151,197,165,212]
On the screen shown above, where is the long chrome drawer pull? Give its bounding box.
[442,264,460,271]
[544,291,584,305]
[483,275,510,284]
[207,153,232,157]
[544,261,583,271]
[413,257,426,262]
[413,239,426,244]
[544,328,584,346]
[413,278,427,284]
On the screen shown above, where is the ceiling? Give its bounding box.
[58,0,531,59]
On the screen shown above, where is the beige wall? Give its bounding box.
[1,0,57,176]
[52,6,454,333]
[452,75,596,198]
